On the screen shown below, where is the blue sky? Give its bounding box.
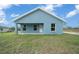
[0,4,79,28]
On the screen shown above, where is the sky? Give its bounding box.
[0,4,79,28]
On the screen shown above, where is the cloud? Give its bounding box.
[41,4,54,11]
[66,10,77,18]
[0,9,6,24]
[40,4,63,12]
[0,4,12,10]
[0,18,10,27]
[0,18,5,23]
[75,4,79,10]
[0,9,5,18]
[0,18,14,27]
[0,4,20,26]
[0,4,20,10]
[54,4,63,7]
[11,14,19,17]
[66,4,79,18]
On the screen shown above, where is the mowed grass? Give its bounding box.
[0,32,79,54]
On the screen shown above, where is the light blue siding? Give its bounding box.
[15,9,64,34]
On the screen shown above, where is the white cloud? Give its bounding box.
[66,4,79,18]
[0,18,14,27]
[0,4,20,25]
[0,4,20,10]
[0,4,12,10]
[54,4,63,7]
[75,4,79,10]
[44,4,54,11]
[11,14,19,17]
[0,9,6,24]
[40,4,54,12]
[40,4,63,16]
[0,18,5,23]
[0,9,5,17]
[40,4,63,12]
[0,19,8,24]
[66,10,77,18]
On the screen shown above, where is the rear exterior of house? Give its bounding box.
[14,7,65,34]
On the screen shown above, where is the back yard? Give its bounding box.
[0,32,79,54]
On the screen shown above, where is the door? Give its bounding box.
[39,25,43,33]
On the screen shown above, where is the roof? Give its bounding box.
[13,7,66,23]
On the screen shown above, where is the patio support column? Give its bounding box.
[20,24,23,33]
[15,23,18,34]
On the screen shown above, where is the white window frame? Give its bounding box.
[51,23,55,32]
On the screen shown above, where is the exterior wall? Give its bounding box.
[15,9,64,34]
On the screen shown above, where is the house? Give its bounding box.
[13,7,66,34]
[0,26,10,32]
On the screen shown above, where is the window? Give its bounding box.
[23,24,26,31]
[51,24,55,31]
[33,25,37,31]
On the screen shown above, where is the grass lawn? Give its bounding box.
[0,32,79,54]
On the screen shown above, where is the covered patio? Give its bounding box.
[15,23,44,34]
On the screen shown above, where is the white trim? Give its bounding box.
[13,7,66,23]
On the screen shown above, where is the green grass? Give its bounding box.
[0,32,79,54]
